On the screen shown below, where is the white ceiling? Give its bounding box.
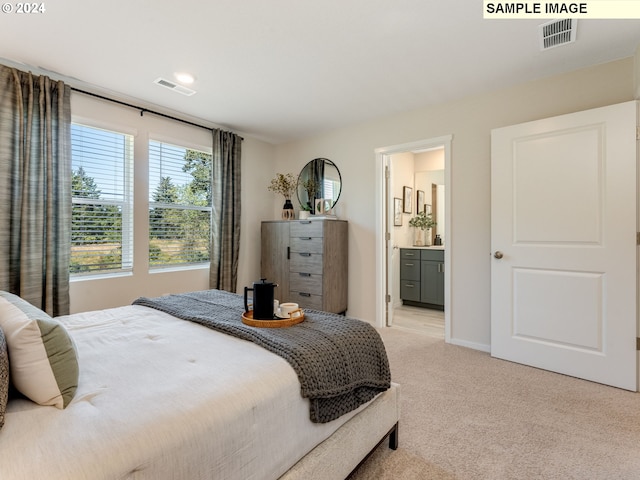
[1,0,640,144]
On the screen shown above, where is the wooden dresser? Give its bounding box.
[261,219,348,314]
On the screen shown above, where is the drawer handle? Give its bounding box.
[300,220,312,224]
[405,253,415,256]
[300,237,312,240]
[299,273,311,277]
[299,252,311,257]
[404,284,415,288]
[298,292,311,297]
[404,263,414,267]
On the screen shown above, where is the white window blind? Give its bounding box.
[148,140,212,268]
[324,179,335,201]
[70,124,133,275]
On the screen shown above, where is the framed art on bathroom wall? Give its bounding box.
[394,198,403,226]
[416,190,425,215]
[403,186,412,213]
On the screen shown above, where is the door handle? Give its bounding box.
[494,251,504,259]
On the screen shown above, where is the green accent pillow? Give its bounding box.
[0,326,8,428]
[0,292,78,409]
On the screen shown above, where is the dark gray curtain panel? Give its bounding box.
[312,158,325,200]
[0,65,71,316]
[209,129,241,292]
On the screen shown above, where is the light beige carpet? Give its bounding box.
[349,327,640,479]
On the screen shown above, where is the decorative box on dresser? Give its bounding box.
[261,219,348,314]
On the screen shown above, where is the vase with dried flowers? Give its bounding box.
[299,177,318,213]
[268,173,297,220]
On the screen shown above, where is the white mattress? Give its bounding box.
[0,305,370,479]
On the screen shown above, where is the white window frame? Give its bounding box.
[148,139,213,270]
[70,122,134,276]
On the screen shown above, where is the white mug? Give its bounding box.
[279,302,302,318]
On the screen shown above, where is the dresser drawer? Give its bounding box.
[289,291,323,310]
[291,221,323,238]
[290,252,323,275]
[290,236,323,254]
[290,272,322,295]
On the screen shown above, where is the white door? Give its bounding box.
[491,101,637,391]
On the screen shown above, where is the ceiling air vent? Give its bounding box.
[153,77,196,96]
[538,19,577,50]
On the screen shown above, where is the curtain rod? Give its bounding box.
[70,87,243,140]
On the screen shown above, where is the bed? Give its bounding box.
[0,289,399,480]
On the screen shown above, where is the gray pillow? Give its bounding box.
[0,326,8,430]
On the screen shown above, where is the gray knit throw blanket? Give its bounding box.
[133,289,391,423]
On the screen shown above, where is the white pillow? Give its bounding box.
[0,291,78,409]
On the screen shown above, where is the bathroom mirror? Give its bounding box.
[297,158,342,214]
[415,169,445,245]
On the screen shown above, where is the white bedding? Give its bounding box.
[0,305,373,479]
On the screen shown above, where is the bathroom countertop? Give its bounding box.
[403,245,445,250]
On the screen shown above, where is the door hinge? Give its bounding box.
[637,337,640,351]
[385,166,390,179]
[637,232,640,245]
[636,126,640,141]
[386,294,391,303]
[386,232,391,241]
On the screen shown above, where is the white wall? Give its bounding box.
[69,94,275,313]
[274,57,636,350]
[414,149,444,172]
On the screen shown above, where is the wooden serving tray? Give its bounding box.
[242,310,305,328]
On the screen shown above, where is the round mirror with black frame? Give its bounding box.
[297,158,342,215]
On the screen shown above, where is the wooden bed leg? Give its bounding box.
[346,422,401,478]
[388,422,399,450]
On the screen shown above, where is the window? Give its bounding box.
[148,140,212,268]
[324,178,336,202]
[70,124,134,275]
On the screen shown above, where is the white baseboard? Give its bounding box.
[448,337,491,353]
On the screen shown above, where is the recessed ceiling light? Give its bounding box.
[174,72,195,84]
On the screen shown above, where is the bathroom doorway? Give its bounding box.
[393,304,445,338]
[375,136,452,341]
